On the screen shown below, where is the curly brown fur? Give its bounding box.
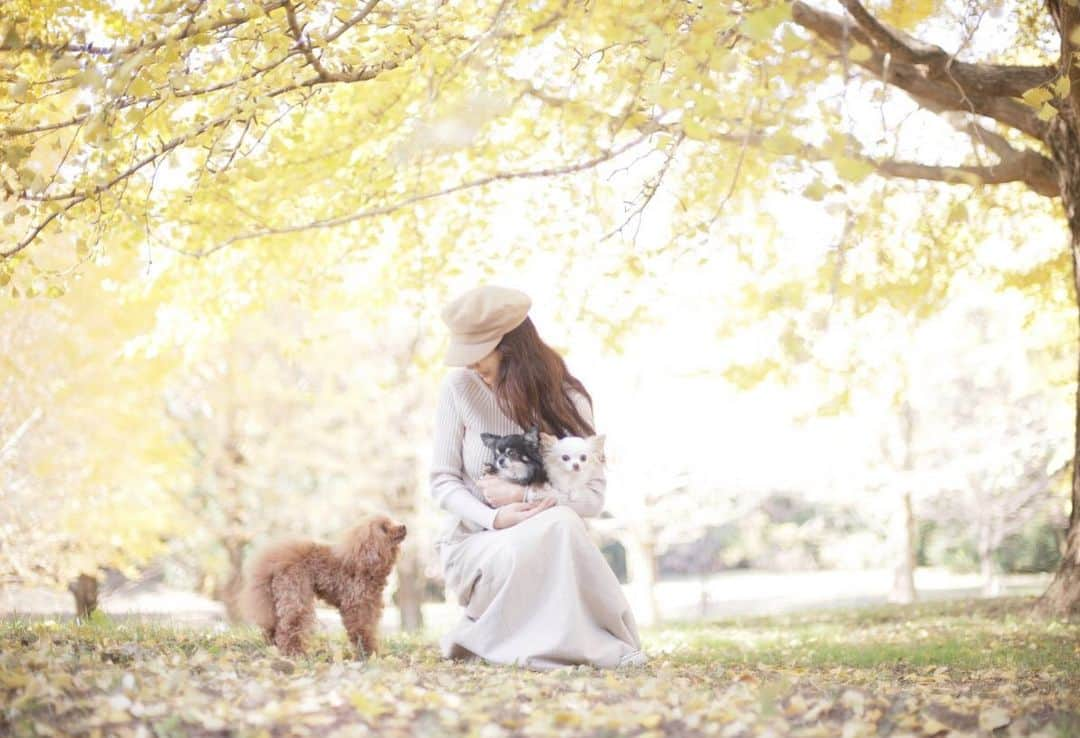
[239,515,406,658]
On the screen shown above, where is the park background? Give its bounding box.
[1,1,1078,737]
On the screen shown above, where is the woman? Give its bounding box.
[430,285,645,669]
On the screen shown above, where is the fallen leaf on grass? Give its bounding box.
[979,706,1011,731]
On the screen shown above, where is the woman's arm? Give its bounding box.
[524,390,606,518]
[430,375,499,530]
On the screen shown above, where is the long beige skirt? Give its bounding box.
[437,505,644,670]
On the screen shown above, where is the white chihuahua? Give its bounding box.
[539,432,606,501]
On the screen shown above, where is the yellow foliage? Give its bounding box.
[874,0,937,31]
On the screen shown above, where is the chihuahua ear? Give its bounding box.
[523,426,540,445]
[481,433,499,450]
[590,434,606,460]
[539,432,557,452]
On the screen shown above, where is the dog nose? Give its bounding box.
[572,463,580,471]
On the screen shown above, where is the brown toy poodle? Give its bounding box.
[240,515,407,658]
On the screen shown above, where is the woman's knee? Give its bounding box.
[535,505,585,532]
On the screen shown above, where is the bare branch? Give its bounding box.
[601,132,684,242]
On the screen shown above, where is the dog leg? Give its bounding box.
[341,601,379,660]
[272,578,316,657]
[358,627,378,659]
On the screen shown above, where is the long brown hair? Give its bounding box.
[493,317,594,438]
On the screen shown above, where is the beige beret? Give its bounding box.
[441,285,531,366]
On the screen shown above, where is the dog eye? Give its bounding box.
[580,455,586,462]
[561,454,570,461]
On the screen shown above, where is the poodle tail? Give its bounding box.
[238,547,279,635]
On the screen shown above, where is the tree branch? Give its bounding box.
[3,50,302,138]
[324,0,382,43]
[107,1,288,58]
[600,132,684,243]
[10,50,411,206]
[837,0,946,66]
[193,133,656,255]
[1046,0,1080,115]
[837,0,1056,97]
[0,408,43,462]
[874,154,1058,197]
[792,1,1052,140]
[951,118,1021,161]
[283,1,334,81]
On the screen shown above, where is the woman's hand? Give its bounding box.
[478,475,526,507]
[492,498,556,529]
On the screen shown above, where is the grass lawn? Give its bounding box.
[1,597,1076,737]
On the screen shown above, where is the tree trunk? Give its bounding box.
[625,531,660,626]
[68,573,99,619]
[1041,523,1080,615]
[889,399,918,604]
[1040,112,1080,616]
[394,543,424,633]
[978,524,1002,597]
[889,491,918,604]
[215,537,246,623]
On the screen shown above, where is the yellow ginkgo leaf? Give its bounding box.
[1022,86,1054,108]
[848,43,874,62]
[1036,102,1058,122]
[1054,75,1071,99]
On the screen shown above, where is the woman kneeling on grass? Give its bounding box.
[430,285,646,670]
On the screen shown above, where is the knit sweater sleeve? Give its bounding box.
[525,390,606,518]
[430,375,499,530]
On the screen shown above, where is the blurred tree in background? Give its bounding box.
[2,0,1080,618]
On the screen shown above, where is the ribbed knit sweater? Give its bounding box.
[430,368,606,545]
